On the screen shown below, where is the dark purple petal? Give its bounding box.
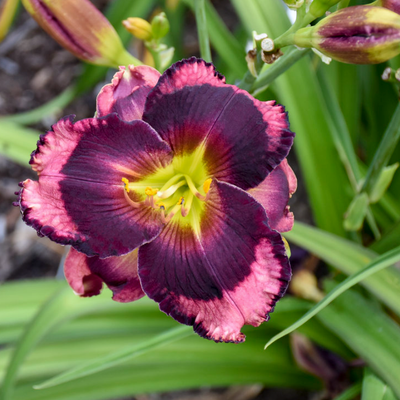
[138,180,291,343]
[19,114,173,257]
[65,247,144,302]
[143,57,294,191]
[96,65,160,121]
[248,159,297,232]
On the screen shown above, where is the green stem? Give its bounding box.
[194,0,212,62]
[251,47,311,95]
[361,103,400,196]
[237,51,264,92]
[146,44,162,71]
[114,50,143,67]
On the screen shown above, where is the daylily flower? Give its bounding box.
[16,58,296,343]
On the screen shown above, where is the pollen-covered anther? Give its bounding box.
[203,178,212,194]
[145,186,158,208]
[145,187,158,196]
[122,177,130,193]
[178,197,188,217]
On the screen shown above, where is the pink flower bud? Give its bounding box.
[21,0,135,67]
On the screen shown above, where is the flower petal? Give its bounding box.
[19,114,172,257]
[65,247,144,302]
[138,180,291,343]
[143,57,294,190]
[96,65,160,121]
[248,159,297,232]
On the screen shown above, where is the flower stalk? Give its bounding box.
[194,0,212,62]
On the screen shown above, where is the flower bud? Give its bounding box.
[372,0,400,15]
[294,6,400,64]
[0,0,19,43]
[21,0,135,67]
[123,17,153,41]
[151,12,170,40]
[282,0,304,10]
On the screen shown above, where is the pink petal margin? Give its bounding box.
[65,247,144,302]
[249,159,297,233]
[96,65,160,121]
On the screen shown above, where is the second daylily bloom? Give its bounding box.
[17,58,296,343]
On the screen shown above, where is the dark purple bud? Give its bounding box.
[291,334,350,397]
[294,6,400,64]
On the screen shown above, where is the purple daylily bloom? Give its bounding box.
[17,58,296,343]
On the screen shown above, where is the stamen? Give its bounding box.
[157,180,186,199]
[159,204,167,224]
[164,203,182,223]
[123,189,141,208]
[181,192,193,217]
[145,187,158,196]
[122,177,130,193]
[203,178,212,194]
[184,174,206,201]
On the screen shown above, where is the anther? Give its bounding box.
[122,177,130,193]
[145,187,158,196]
[203,178,212,194]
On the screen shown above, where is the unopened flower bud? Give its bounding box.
[0,0,19,43]
[151,12,170,40]
[294,6,400,64]
[123,17,153,41]
[21,0,135,67]
[372,0,400,15]
[282,0,304,9]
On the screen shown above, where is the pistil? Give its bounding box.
[157,180,186,199]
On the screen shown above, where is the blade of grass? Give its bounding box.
[194,0,212,62]
[317,285,400,398]
[264,245,400,349]
[362,368,397,400]
[181,0,246,77]
[0,120,40,164]
[0,287,117,400]
[284,222,400,317]
[34,326,192,389]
